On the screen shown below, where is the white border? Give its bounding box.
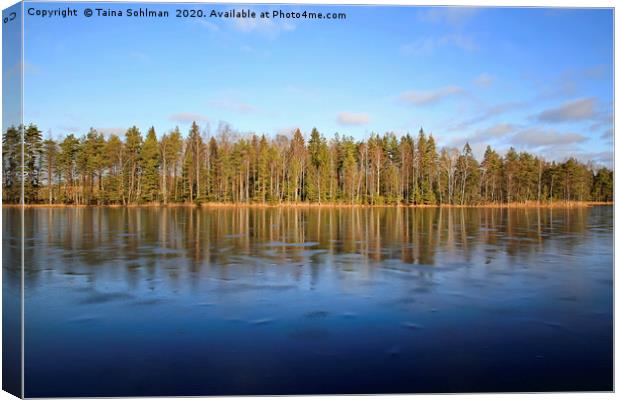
[0,1,615,400]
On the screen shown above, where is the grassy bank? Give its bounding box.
[3,201,613,209]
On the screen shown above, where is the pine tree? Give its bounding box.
[3,123,612,207]
[79,129,105,204]
[288,129,306,202]
[504,147,519,203]
[185,122,203,202]
[481,146,502,203]
[58,134,80,204]
[24,124,43,203]
[2,126,22,203]
[140,127,160,203]
[307,128,329,203]
[341,136,359,203]
[103,134,124,204]
[592,167,613,202]
[256,135,270,203]
[42,138,58,204]
[424,135,438,204]
[124,126,143,204]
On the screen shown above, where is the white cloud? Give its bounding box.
[579,151,613,164]
[446,101,528,132]
[169,113,209,124]
[512,128,587,148]
[536,98,596,123]
[541,149,612,168]
[474,73,494,87]
[337,112,371,126]
[446,123,516,149]
[471,123,515,141]
[399,86,464,106]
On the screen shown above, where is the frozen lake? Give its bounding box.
[3,206,613,396]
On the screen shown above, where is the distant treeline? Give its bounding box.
[2,123,613,205]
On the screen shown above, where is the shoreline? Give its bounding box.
[2,201,613,209]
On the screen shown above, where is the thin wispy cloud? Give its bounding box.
[418,7,478,26]
[583,64,607,79]
[532,66,608,99]
[512,128,587,148]
[576,150,613,164]
[447,123,516,148]
[56,124,82,134]
[401,34,477,55]
[445,101,527,132]
[545,149,613,166]
[195,18,220,32]
[536,98,596,123]
[87,127,126,138]
[399,86,464,106]
[474,73,494,87]
[475,123,516,139]
[337,112,371,126]
[538,77,577,100]
[169,113,209,124]
[232,14,295,38]
[589,111,613,133]
[193,8,295,38]
[600,128,613,140]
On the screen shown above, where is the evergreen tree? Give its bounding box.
[592,167,613,202]
[480,146,502,203]
[288,129,306,202]
[58,134,80,204]
[256,135,270,202]
[2,123,612,206]
[103,134,124,204]
[42,138,58,204]
[141,127,160,203]
[307,128,329,203]
[2,125,22,203]
[24,124,43,203]
[79,128,105,204]
[124,126,143,204]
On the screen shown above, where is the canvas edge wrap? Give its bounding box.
[2,1,24,399]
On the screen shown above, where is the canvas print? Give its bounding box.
[1,2,614,397]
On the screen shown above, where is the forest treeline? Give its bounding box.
[2,122,613,206]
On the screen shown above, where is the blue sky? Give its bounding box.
[16,3,614,165]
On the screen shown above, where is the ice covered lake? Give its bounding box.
[3,206,613,396]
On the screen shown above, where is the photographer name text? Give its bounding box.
[26,7,347,20]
